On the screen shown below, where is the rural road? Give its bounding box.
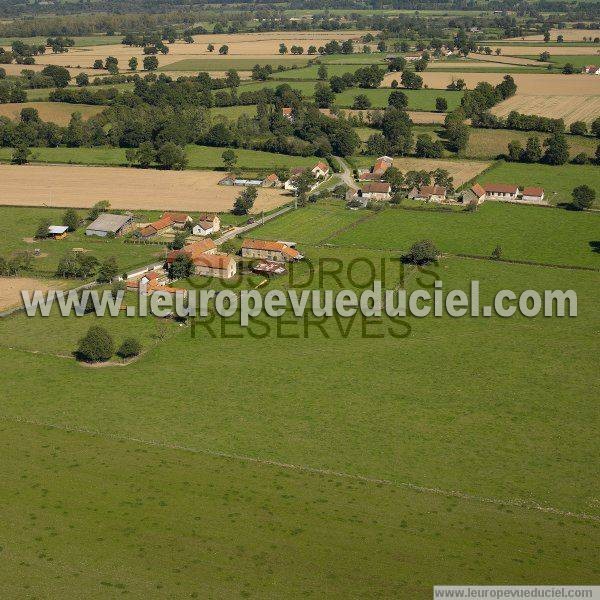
[214,205,294,246]
[334,156,356,190]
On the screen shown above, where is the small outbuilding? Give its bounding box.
[48,225,69,239]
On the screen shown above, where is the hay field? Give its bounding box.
[0,62,108,76]
[407,111,447,123]
[491,94,600,124]
[0,277,65,312]
[498,45,600,56]
[391,157,491,186]
[418,72,600,94]
[430,58,526,68]
[0,102,103,125]
[506,28,600,42]
[468,53,542,66]
[30,31,375,71]
[0,164,290,213]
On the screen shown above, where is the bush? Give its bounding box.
[571,185,595,210]
[401,239,439,265]
[117,337,142,359]
[76,326,114,362]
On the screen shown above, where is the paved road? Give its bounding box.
[214,205,294,246]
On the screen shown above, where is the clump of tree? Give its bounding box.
[232,186,258,215]
[402,239,439,265]
[97,256,119,283]
[56,251,99,279]
[168,253,195,279]
[0,250,32,276]
[117,337,142,359]
[62,208,80,232]
[76,326,114,363]
[571,185,595,211]
[444,109,469,154]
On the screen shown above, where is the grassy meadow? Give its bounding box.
[0,145,319,172]
[251,201,600,268]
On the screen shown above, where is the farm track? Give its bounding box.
[2,413,598,523]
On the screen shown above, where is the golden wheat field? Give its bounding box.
[0,102,104,125]
[506,28,600,42]
[0,277,65,312]
[0,165,290,212]
[414,72,600,94]
[468,53,543,65]
[391,158,491,186]
[491,94,600,124]
[0,62,108,77]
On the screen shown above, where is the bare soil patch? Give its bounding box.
[0,164,290,213]
[391,157,491,186]
[0,277,64,312]
[0,102,103,125]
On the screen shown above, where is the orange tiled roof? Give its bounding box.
[522,187,544,197]
[483,183,519,194]
[471,183,486,197]
[242,239,301,259]
[162,212,190,223]
[166,239,216,264]
[194,254,234,269]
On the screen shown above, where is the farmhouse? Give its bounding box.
[358,156,393,181]
[192,214,221,236]
[162,212,192,229]
[241,239,303,262]
[282,107,294,121]
[409,185,447,203]
[139,215,174,238]
[521,187,546,204]
[581,65,600,75]
[86,213,134,237]
[284,162,329,192]
[128,271,188,297]
[482,183,520,201]
[166,239,217,265]
[194,253,237,279]
[261,173,281,188]
[462,183,487,205]
[357,182,391,201]
[47,225,69,239]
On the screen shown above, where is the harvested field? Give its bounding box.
[391,157,491,186]
[468,53,543,66]
[417,72,600,94]
[429,58,529,68]
[491,94,600,124]
[0,277,64,312]
[407,111,447,124]
[0,102,103,125]
[0,164,290,213]
[496,45,600,56]
[506,28,600,42]
[0,62,108,77]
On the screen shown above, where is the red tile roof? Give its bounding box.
[313,161,329,172]
[242,239,301,259]
[361,182,391,194]
[162,212,190,224]
[483,183,519,194]
[373,158,392,174]
[522,187,544,197]
[194,254,234,270]
[418,185,446,197]
[471,183,486,197]
[166,239,216,264]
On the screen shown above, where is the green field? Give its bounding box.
[543,55,600,69]
[335,87,462,110]
[0,145,320,172]
[251,201,600,268]
[483,161,600,206]
[161,57,310,71]
[210,104,258,119]
[0,247,598,595]
[0,206,160,275]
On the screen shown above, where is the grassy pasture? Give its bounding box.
[334,87,462,110]
[544,55,600,69]
[326,202,600,267]
[483,161,600,206]
[0,251,598,520]
[0,206,160,275]
[161,57,310,71]
[2,417,597,597]
[0,145,319,172]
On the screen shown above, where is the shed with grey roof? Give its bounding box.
[86,213,134,237]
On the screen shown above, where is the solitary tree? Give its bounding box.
[77,326,115,362]
[117,337,142,359]
[571,185,595,210]
[221,148,238,171]
[218,45,229,55]
[143,55,159,71]
[62,208,80,231]
[35,218,51,239]
[402,239,439,265]
[317,64,328,80]
[232,186,258,215]
[435,97,448,112]
[128,56,138,71]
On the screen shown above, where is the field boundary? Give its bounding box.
[3,413,598,523]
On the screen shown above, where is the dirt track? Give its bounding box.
[0,164,290,213]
